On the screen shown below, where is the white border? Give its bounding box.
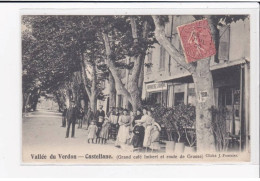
[0,2,258,177]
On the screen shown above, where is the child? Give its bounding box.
[87,121,98,144]
[131,120,145,150]
[98,117,110,144]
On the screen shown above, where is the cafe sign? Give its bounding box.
[146,82,167,92]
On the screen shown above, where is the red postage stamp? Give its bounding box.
[177,19,216,63]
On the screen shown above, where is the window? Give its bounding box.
[159,46,166,70]
[150,92,162,105]
[218,25,230,61]
[174,92,184,106]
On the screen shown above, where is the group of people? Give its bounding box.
[86,106,161,151]
[62,101,161,151]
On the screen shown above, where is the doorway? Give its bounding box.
[219,86,241,151]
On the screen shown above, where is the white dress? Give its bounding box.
[142,115,155,147]
[115,115,131,146]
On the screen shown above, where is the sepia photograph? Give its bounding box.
[22,14,251,164]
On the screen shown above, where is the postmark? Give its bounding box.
[177,19,216,63]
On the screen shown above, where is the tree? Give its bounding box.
[101,16,156,112]
[152,15,248,151]
[22,27,43,112]
[23,16,107,114]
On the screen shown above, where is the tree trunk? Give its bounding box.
[192,58,216,152]
[23,92,31,112]
[54,92,63,112]
[90,63,97,114]
[90,93,97,115]
[79,52,91,99]
[65,88,71,107]
[128,17,147,112]
[128,55,144,112]
[31,89,41,111]
[138,62,144,91]
[109,72,116,108]
[78,52,99,114]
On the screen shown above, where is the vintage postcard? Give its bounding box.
[22,13,251,164]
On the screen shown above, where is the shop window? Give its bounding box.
[159,46,166,70]
[174,92,184,106]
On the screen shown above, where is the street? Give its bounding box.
[22,109,129,163]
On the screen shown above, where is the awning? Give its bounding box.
[159,58,247,83]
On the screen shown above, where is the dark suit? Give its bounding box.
[66,106,77,138]
[132,125,145,148]
[95,109,105,137]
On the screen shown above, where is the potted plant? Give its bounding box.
[210,106,229,152]
[172,116,185,153]
[180,104,196,153]
[161,108,176,153]
[172,103,196,153]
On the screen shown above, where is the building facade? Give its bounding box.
[143,15,250,151]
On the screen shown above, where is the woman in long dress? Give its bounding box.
[115,109,131,147]
[139,107,149,125]
[109,109,120,140]
[149,120,161,150]
[142,110,155,148]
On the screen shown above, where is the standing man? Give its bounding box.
[66,101,77,138]
[95,105,105,142]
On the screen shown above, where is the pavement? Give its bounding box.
[22,109,133,163]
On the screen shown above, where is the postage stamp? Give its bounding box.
[177,19,216,63]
